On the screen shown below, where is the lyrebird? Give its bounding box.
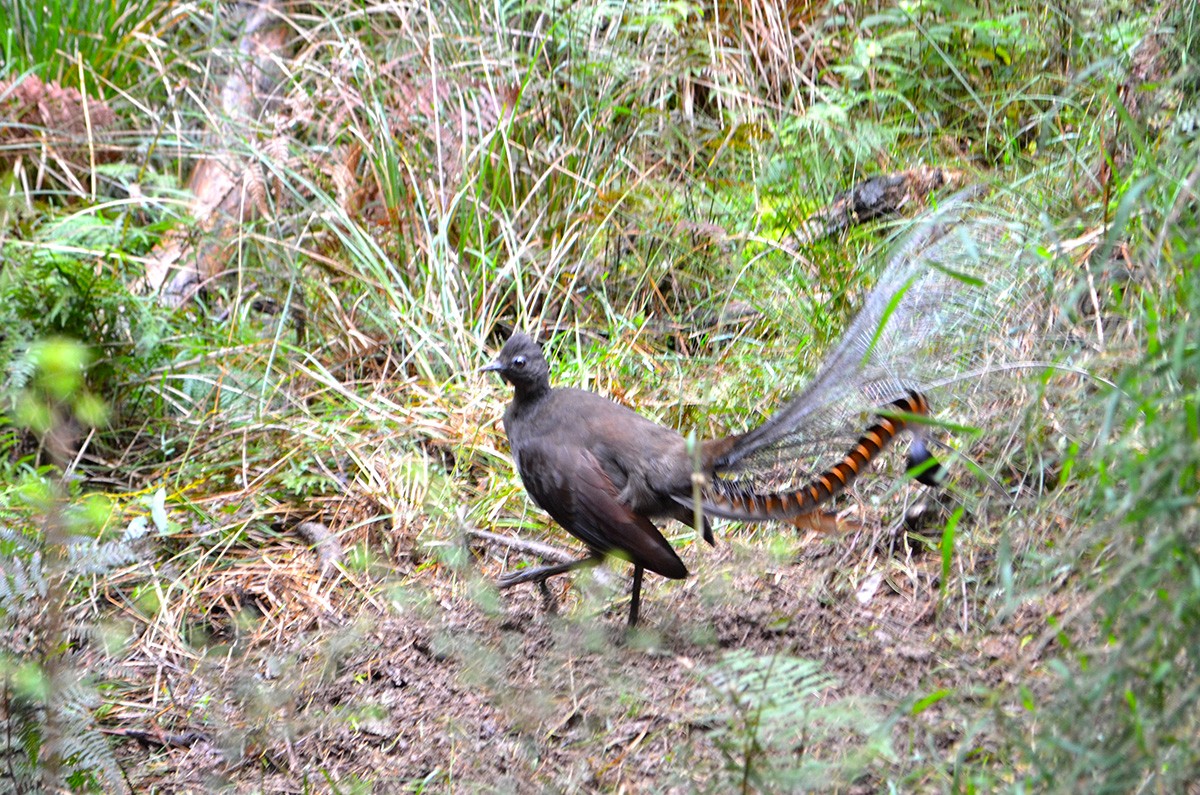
[483,189,1043,625]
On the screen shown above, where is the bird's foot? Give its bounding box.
[495,555,598,590]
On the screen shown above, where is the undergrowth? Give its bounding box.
[0,0,1195,790]
[995,141,1200,793]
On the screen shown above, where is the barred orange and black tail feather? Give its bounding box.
[699,392,932,522]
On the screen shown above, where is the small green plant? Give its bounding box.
[0,226,176,464]
[1,339,138,792]
[1004,186,1200,793]
[697,650,892,793]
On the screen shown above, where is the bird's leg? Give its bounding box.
[495,554,600,589]
[536,579,558,615]
[628,565,644,627]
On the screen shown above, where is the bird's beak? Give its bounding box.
[480,360,503,374]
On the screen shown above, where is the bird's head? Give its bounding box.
[481,332,551,396]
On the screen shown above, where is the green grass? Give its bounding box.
[1,0,172,86]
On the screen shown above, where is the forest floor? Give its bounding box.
[110,486,1064,792]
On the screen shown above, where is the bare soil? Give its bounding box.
[111,497,1059,793]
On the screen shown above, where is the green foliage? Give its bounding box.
[0,340,139,792]
[697,651,891,792]
[999,156,1200,791]
[0,672,126,793]
[0,223,176,451]
[0,0,171,87]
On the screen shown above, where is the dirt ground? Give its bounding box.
[109,491,1057,793]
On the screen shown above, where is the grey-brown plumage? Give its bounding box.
[481,333,709,625]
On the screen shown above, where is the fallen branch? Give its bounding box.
[141,1,290,305]
[466,527,576,565]
[790,165,966,247]
[101,726,208,750]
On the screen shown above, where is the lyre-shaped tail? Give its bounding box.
[696,392,933,521]
[687,185,1045,523]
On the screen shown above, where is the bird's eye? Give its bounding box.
[512,355,527,368]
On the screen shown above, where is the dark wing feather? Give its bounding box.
[516,444,688,580]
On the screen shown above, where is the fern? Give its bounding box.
[54,678,125,792]
[0,229,177,469]
[64,518,152,575]
[0,479,147,791]
[0,671,127,793]
[0,523,47,603]
[697,650,892,793]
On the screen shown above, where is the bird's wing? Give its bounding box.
[517,443,688,580]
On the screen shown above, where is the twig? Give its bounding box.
[101,727,208,750]
[466,527,576,565]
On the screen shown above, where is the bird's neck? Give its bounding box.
[511,378,552,408]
